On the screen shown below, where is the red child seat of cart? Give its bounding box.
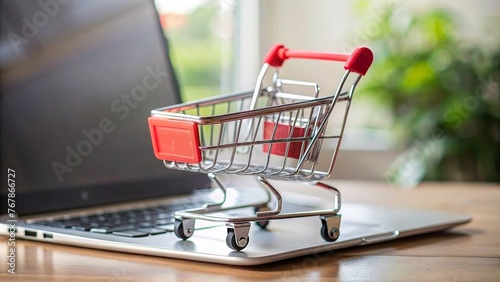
[263,121,307,159]
[148,117,201,163]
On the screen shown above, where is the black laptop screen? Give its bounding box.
[0,0,209,215]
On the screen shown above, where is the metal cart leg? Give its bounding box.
[251,177,283,229]
[173,174,273,241]
[173,177,343,248]
[204,173,227,209]
[174,173,227,240]
[316,181,342,241]
[253,206,271,228]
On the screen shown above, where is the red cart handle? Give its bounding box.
[263,44,373,75]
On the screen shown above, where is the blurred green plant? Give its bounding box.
[356,5,500,183]
[166,2,226,102]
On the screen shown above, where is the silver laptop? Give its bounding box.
[0,0,470,266]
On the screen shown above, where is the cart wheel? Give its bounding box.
[226,228,249,251]
[253,207,270,229]
[174,219,194,240]
[256,220,269,229]
[320,224,340,242]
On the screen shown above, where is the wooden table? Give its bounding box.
[1,180,499,281]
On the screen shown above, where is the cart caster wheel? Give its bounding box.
[174,218,194,240]
[253,207,270,229]
[320,224,340,242]
[226,228,249,251]
[256,220,269,229]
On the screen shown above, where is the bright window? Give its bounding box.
[154,0,238,102]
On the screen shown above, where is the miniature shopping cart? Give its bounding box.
[148,44,373,251]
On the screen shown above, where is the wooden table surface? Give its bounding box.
[1,180,499,281]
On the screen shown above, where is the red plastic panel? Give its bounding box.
[148,117,201,163]
[263,121,307,159]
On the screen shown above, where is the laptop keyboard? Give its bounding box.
[30,196,209,238]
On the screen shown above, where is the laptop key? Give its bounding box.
[155,218,174,225]
[46,222,73,228]
[90,224,136,234]
[142,215,153,221]
[112,230,148,237]
[71,226,92,231]
[137,228,167,235]
[155,224,174,231]
[156,212,174,219]
[32,221,49,226]
[127,218,138,224]
[139,222,155,228]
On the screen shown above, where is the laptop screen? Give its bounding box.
[0,0,209,215]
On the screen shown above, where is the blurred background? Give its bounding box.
[154,0,500,185]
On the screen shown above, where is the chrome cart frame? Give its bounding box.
[148,44,373,250]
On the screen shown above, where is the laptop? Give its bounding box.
[0,0,470,266]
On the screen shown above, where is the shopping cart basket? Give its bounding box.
[148,44,373,251]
